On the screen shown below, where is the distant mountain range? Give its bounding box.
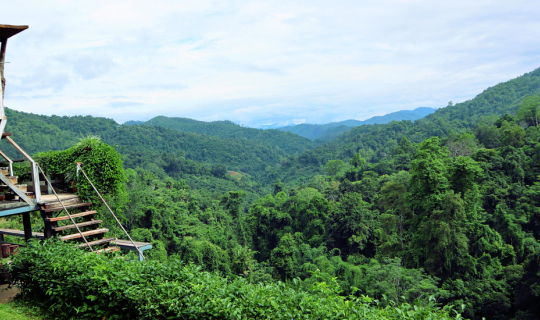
[276,107,436,141]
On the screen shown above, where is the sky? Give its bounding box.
[2,1,540,128]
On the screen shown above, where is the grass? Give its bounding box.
[0,301,43,319]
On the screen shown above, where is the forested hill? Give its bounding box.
[278,107,436,141]
[263,67,540,184]
[1,108,304,180]
[132,116,314,155]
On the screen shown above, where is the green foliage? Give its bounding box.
[141,116,315,155]
[10,240,458,320]
[0,302,43,320]
[516,95,540,127]
[35,136,127,207]
[325,159,347,176]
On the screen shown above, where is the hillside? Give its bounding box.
[0,109,309,181]
[278,107,435,140]
[263,67,540,184]
[131,116,314,155]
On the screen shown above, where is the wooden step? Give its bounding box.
[43,202,91,213]
[7,176,17,184]
[95,247,120,254]
[0,184,27,192]
[41,196,83,208]
[46,210,96,222]
[79,237,117,248]
[0,168,8,176]
[53,220,103,232]
[60,228,108,241]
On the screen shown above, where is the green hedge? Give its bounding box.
[9,240,462,320]
[35,136,127,207]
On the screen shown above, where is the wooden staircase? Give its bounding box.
[40,199,119,254]
[0,167,33,201]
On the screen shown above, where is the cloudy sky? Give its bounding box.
[2,1,539,127]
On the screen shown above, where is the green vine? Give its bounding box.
[35,136,127,208]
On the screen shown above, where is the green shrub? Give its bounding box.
[35,136,127,207]
[9,240,461,320]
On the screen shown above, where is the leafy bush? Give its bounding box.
[10,240,461,320]
[35,136,127,207]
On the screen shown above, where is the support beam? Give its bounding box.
[0,37,6,109]
[40,210,54,239]
[0,204,37,218]
[22,211,31,241]
[0,38,6,134]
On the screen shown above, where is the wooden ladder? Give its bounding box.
[40,200,119,254]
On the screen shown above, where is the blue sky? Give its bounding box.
[2,1,540,127]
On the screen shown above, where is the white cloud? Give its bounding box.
[1,0,539,126]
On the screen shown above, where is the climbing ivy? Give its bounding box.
[35,136,127,208]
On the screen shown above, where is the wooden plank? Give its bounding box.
[53,220,102,232]
[43,202,91,212]
[114,239,152,250]
[60,228,108,241]
[95,247,120,254]
[1,133,11,139]
[38,194,79,205]
[0,228,44,239]
[79,237,116,248]
[46,210,96,222]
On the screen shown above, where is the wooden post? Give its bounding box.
[0,38,7,107]
[0,38,7,135]
[22,211,32,241]
[40,210,53,239]
[47,174,53,194]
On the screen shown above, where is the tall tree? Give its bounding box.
[516,95,540,127]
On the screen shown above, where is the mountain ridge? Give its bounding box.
[277,107,436,140]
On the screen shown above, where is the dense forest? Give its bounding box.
[3,67,540,319]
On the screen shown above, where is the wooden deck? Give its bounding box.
[37,193,79,204]
[0,193,80,218]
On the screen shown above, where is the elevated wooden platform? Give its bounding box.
[0,193,80,218]
[37,193,80,205]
